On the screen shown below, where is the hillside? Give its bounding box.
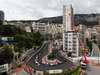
[37,14,100,26]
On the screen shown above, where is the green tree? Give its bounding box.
[47,50,57,60]
[86,38,92,53]
[1,45,14,63]
[0,24,25,36]
[14,32,43,51]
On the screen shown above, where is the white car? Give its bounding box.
[35,59,40,66]
[80,61,87,70]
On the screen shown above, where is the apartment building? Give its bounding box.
[32,22,47,34]
[47,23,63,34]
[32,22,63,35]
[63,5,79,57]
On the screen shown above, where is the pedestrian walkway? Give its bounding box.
[86,64,100,75]
[12,64,32,75]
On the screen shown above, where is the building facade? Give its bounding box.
[47,23,63,34]
[25,26,31,32]
[0,10,4,24]
[32,22,47,34]
[63,5,79,57]
[32,22,63,35]
[63,31,79,57]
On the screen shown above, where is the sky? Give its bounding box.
[0,0,100,20]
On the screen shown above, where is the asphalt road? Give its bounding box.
[86,64,100,75]
[22,41,47,63]
[26,41,75,71]
[28,54,75,71]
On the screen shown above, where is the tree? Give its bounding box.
[0,45,14,64]
[47,50,57,60]
[86,38,92,53]
[14,31,43,51]
[14,34,33,50]
[0,24,25,36]
[32,32,43,46]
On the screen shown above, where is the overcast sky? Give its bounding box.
[0,0,100,20]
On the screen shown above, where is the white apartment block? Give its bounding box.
[32,22,47,34]
[63,31,79,57]
[63,5,79,57]
[25,26,31,32]
[32,22,63,35]
[47,23,63,34]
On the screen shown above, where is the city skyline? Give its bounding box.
[0,0,100,20]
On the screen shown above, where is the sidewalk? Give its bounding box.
[85,61,100,75]
[12,64,32,75]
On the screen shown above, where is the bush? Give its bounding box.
[47,50,57,60]
[67,66,80,75]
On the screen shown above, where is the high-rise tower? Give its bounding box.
[63,5,79,57]
[63,5,74,32]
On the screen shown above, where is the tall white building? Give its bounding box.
[63,5,79,57]
[63,5,74,32]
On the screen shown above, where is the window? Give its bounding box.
[69,48,72,50]
[73,33,76,36]
[73,44,76,46]
[65,34,68,36]
[65,44,68,46]
[69,45,72,46]
[68,34,71,36]
[65,37,68,39]
[73,48,76,50]
[69,41,72,43]
[73,41,76,43]
[73,37,76,39]
[72,51,76,53]
[65,41,68,43]
[65,48,67,50]
[69,43,72,46]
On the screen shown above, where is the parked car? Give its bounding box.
[80,61,87,70]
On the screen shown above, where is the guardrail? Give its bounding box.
[8,41,48,75]
[20,48,35,61]
[23,41,48,64]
